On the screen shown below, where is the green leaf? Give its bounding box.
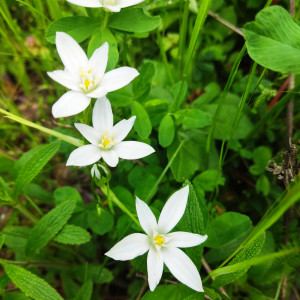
[108,8,161,33]
[132,62,155,101]
[26,199,76,255]
[249,146,272,175]
[177,181,206,265]
[87,209,114,235]
[73,281,93,300]
[256,175,270,196]
[243,6,300,74]
[108,87,133,107]
[3,264,63,300]
[74,265,113,284]
[88,28,118,71]
[131,101,152,139]
[54,225,91,245]
[158,114,175,148]
[54,186,84,212]
[167,131,208,182]
[3,292,30,300]
[171,81,188,111]
[46,16,100,43]
[212,233,265,288]
[0,233,4,250]
[0,176,12,203]
[182,109,212,129]
[205,212,252,248]
[142,285,182,300]
[0,274,10,293]
[14,141,60,196]
[193,170,225,192]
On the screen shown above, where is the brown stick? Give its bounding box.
[208,11,244,37]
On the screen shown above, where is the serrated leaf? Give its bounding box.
[177,181,205,266]
[73,281,93,300]
[54,225,91,245]
[212,233,265,288]
[14,141,60,196]
[26,199,76,255]
[3,264,63,300]
[158,114,175,148]
[243,6,300,74]
[108,8,161,33]
[88,28,118,71]
[131,101,152,139]
[205,212,252,248]
[46,16,100,43]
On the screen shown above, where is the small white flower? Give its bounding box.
[105,186,208,292]
[48,32,139,118]
[66,0,144,12]
[66,97,155,167]
[91,164,101,179]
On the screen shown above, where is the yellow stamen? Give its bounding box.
[154,234,164,246]
[84,80,92,90]
[102,139,111,148]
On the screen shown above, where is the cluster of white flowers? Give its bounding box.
[48,0,208,294]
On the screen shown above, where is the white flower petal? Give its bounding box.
[74,123,101,145]
[103,4,121,12]
[88,42,108,79]
[110,116,136,143]
[66,145,101,167]
[136,197,157,236]
[100,67,139,92]
[52,91,91,118]
[166,232,208,248]
[157,185,189,234]
[87,86,107,99]
[118,0,144,8]
[114,141,155,160]
[56,32,88,73]
[66,0,103,8]
[101,150,119,167]
[92,97,113,132]
[162,247,203,292]
[47,70,80,91]
[147,246,163,291]
[91,164,101,179]
[105,233,150,261]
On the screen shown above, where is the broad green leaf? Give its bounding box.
[0,274,10,293]
[14,141,60,196]
[131,101,152,139]
[145,99,169,126]
[243,6,300,74]
[205,212,252,248]
[26,199,76,255]
[193,170,225,192]
[158,114,175,148]
[108,8,161,33]
[74,265,113,284]
[256,175,270,196]
[46,16,100,43]
[54,186,84,212]
[87,210,114,235]
[73,281,93,300]
[108,87,133,107]
[132,62,155,101]
[54,225,91,245]
[182,109,212,129]
[3,264,63,300]
[88,28,118,71]
[177,181,205,265]
[167,131,208,182]
[142,285,182,300]
[249,146,272,175]
[212,233,265,288]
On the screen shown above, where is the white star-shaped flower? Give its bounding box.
[105,186,208,292]
[66,0,144,12]
[48,32,139,118]
[66,97,155,167]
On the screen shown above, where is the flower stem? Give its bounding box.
[102,11,109,28]
[15,203,38,224]
[99,182,141,229]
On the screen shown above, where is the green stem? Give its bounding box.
[99,183,141,229]
[0,108,84,147]
[145,141,184,203]
[15,204,38,224]
[0,258,70,269]
[24,194,44,217]
[102,11,110,28]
